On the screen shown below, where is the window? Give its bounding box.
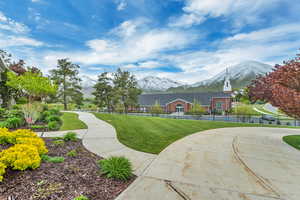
[216,102,223,111]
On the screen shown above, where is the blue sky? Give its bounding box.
[0,0,299,83]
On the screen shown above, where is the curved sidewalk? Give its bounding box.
[117,127,300,200]
[73,111,157,176]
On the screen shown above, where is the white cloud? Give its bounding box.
[169,0,281,28]
[0,12,29,33]
[116,0,127,11]
[110,18,149,38]
[0,12,44,48]
[122,61,164,69]
[42,25,196,66]
[169,13,204,28]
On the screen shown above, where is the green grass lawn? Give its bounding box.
[60,112,87,131]
[283,135,300,150]
[94,113,297,154]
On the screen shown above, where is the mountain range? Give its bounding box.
[81,60,274,97]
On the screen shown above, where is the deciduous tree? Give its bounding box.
[249,52,300,119]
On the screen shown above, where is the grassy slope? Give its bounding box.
[60,112,87,131]
[283,135,300,150]
[94,113,296,154]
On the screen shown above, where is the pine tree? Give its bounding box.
[49,59,83,110]
[93,72,114,111]
[112,68,142,112]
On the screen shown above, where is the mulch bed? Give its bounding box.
[0,138,136,200]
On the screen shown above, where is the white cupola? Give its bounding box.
[223,68,232,93]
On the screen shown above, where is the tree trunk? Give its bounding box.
[63,74,67,110]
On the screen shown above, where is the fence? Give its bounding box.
[77,109,300,127]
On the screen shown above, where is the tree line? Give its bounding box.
[0,49,141,112]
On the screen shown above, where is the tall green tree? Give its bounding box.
[49,59,83,110]
[113,68,142,112]
[93,72,114,111]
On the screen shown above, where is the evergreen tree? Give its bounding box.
[49,59,83,110]
[112,68,142,112]
[93,72,113,111]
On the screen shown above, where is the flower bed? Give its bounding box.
[0,130,135,200]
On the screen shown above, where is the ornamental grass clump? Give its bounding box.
[98,156,133,181]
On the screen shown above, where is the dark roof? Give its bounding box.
[138,92,231,106]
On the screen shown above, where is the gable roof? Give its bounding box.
[138,92,231,106]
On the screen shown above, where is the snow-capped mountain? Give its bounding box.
[192,61,273,87]
[80,75,97,98]
[137,76,184,91]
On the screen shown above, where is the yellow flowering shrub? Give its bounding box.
[0,162,6,182]
[16,137,48,155]
[0,129,37,144]
[0,128,13,144]
[0,144,41,171]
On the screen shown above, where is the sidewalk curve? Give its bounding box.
[71,111,157,176]
[117,127,300,200]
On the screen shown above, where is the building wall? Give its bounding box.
[211,97,232,112]
[166,100,192,112]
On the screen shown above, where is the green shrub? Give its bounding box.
[63,132,77,142]
[52,140,65,146]
[48,108,61,116]
[30,125,47,130]
[48,121,60,131]
[98,156,133,180]
[40,110,51,121]
[0,108,7,119]
[7,109,24,119]
[46,115,62,124]
[6,117,22,128]
[0,121,8,128]
[41,155,65,163]
[73,195,89,200]
[67,150,77,157]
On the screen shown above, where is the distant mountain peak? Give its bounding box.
[137,76,184,91]
[192,60,273,87]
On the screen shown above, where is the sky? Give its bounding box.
[0,0,300,83]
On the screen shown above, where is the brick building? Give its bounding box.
[136,69,233,114]
[137,92,232,113]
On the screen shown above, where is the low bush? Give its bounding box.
[52,140,65,146]
[30,125,47,130]
[67,150,77,157]
[98,156,133,180]
[0,121,8,128]
[0,108,7,119]
[46,115,62,124]
[40,110,51,122]
[7,109,24,119]
[16,137,48,155]
[5,117,22,129]
[0,144,41,170]
[48,121,60,131]
[73,195,89,200]
[0,128,37,144]
[48,108,62,116]
[63,132,77,142]
[41,155,65,163]
[0,162,6,182]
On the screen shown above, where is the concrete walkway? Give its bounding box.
[71,111,157,176]
[117,127,300,200]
